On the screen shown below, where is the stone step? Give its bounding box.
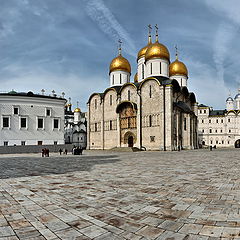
[110,147,142,152]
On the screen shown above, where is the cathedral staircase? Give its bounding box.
[110,147,142,152]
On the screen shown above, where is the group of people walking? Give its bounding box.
[41,148,50,157]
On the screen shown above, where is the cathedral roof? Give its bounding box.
[209,110,226,117]
[174,101,192,113]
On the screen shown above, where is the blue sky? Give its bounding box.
[0,0,240,111]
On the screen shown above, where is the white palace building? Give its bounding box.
[0,90,66,146]
[198,89,240,148]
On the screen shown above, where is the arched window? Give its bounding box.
[110,95,112,106]
[160,62,162,74]
[149,115,152,127]
[112,75,114,85]
[110,120,112,130]
[149,85,152,98]
[128,90,130,101]
[150,63,153,75]
[95,99,97,109]
[120,74,122,84]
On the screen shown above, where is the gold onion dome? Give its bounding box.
[169,59,188,77]
[134,73,138,82]
[109,55,131,74]
[109,40,131,74]
[145,41,170,61]
[169,46,188,77]
[74,107,81,113]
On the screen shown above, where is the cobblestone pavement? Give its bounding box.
[0,149,240,239]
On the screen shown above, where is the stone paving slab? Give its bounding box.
[0,149,240,239]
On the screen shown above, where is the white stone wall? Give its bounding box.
[137,57,146,82]
[170,75,188,87]
[145,58,169,78]
[0,95,66,146]
[110,70,130,86]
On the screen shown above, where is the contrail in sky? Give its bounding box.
[83,0,136,57]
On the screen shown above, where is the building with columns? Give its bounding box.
[87,25,198,151]
[198,89,240,148]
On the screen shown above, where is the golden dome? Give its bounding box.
[109,55,131,74]
[68,103,72,106]
[74,107,81,113]
[137,45,149,60]
[145,41,170,61]
[134,73,138,83]
[169,59,188,77]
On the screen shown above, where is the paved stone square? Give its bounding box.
[0,149,240,239]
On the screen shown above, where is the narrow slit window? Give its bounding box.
[149,85,152,98]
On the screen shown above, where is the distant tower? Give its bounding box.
[74,101,81,124]
[169,45,188,87]
[109,40,131,86]
[226,93,234,111]
[145,24,170,78]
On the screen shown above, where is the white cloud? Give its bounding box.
[83,0,136,57]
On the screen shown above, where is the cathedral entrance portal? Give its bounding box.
[128,136,134,147]
[235,139,240,148]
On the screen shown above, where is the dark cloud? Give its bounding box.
[0,0,240,110]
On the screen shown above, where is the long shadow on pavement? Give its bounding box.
[0,155,120,179]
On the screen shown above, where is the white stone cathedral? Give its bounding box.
[87,25,198,151]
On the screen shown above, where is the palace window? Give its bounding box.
[46,108,51,116]
[53,119,59,129]
[20,117,27,129]
[54,141,58,145]
[215,129,217,133]
[37,118,44,129]
[4,141,8,146]
[202,119,204,123]
[222,140,224,144]
[229,129,231,133]
[21,141,25,146]
[200,110,202,114]
[209,129,212,133]
[210,140,213,144]
[221,119,223,123]
[228,118,230,122]
[216,140,218,144]
[202,129,204,133]
[216,119,218,123]
[204,110,206,113]
[2,116,10,128]
[95,123,97,132]
[13,107,19,115]
[209,119,211,123]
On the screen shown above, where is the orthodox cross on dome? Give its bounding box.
[62,92,65,98]
[155,24,159,42]
[148,24,152,43]
[118,39,122,56]
[41,89,45,95]
[77,101,79,108]
[69,97,71,104]
[175,45,179,60]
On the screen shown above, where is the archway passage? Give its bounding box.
[235,139,240,148]
[128,136,134,147]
